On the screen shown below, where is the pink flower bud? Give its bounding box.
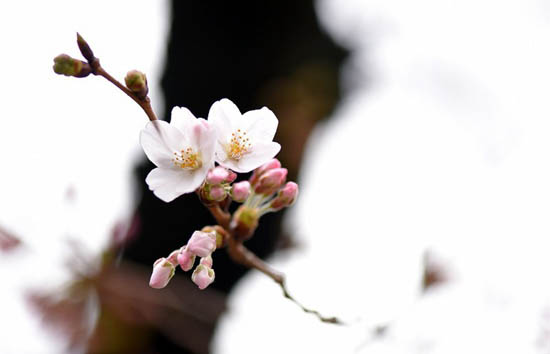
[200,255,213,268]
[231,181,251,202]
[254,168,287,195]
[166,249,180,265]
[208,185,227,201]
[250,159,281,186]
[271,182,299,210]
[186,231,217,258]
[226,170,237,183]
[149,258,175,289]
[206,167,230,185]
[177,246,196,271]
[191,264,215,290]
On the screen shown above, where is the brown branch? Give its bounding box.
[75,33,158,122]
[206,204,231,230]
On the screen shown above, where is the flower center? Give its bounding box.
[227,129,251,160]
[172,147,202,170]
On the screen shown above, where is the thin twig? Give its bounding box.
[207,204,231,230]
[226,236,343,324]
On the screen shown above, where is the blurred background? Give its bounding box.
[2,0,550,353]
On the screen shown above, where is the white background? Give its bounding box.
[3,1,550,353]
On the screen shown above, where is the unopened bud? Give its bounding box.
[226,170,237,183]
[208,185,227,201]
[200,255,213,268]
[254,168,287,195]
[231,206,259,240]
[231,181,250,202]
[191,264,215,290]
[202,226,226,248]
[76,33,95,62]
[250,159,281,186]
[149,258,175,289]
[53,54,91,77]
[206,167,230,185]
[167,249,180,265]
[186,231,217,258]
[177,246,196,271]
[125,70,148,99]
[271,182,299,211]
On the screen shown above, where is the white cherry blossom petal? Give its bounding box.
[208,99,240,138]
[140,120,187,168]
[242,107,278,142]
[189,119,217,164]
[145,167,208,202]
[222,141,281,173]
[170,106,197,134]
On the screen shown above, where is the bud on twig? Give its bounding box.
[250,159,281,187]
[231,206,259,240]
[192,264,215,290]
[149,258,175,289]
[270,182,299,211]
[53,54,91,77]
[177,246,196,271]
[76,33,95,63]
[186,231,217,258]
[125,70,148,99]
[254,168,287,195]
[206,167,230,185]
[231,181,251,202]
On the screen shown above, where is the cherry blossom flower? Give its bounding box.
[208,98,281,173]
[140,107,216,202]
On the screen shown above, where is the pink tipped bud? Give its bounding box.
[231,181,251,202]
[254,168,287,195]
[186,231,217,258]
[167,249,180,265]
[206,167,230,185]
[149,258,175,289]
[226,170,237,183]
[250,159,281,186]
[208,185,227,201]
[177,246,196,271]
[191,264,215,290]
[271,182,299,210]
[200,255,213,268]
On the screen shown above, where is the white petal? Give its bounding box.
[222,141,281,173]
[145,167,207,202]
[140,120,187,168]
[214,143,229,164]
[190,119,217,166]
[242,107,279,142]
[170,106,197,134]
[208,98,240,140]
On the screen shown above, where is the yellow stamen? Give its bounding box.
[172,147,202,170]
[227,129,251,160]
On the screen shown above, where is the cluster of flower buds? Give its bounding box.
[230,159,299,240]
[198,166,237,203]
[149,230,219,290]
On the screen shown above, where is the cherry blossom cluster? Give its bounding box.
[149,230,217,289]
[143,99,298,290]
